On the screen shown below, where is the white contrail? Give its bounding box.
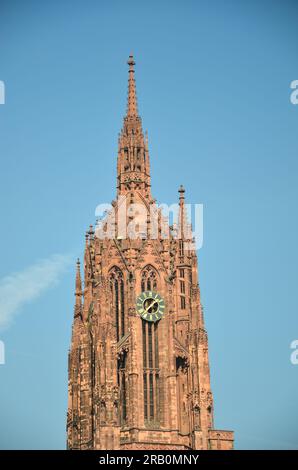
[0,254,72,330]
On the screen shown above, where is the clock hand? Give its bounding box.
[144,301,154,313]
[144,299,158,313]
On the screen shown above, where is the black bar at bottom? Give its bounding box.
[0,450,297,467]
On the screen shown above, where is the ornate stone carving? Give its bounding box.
[198,328,208,345]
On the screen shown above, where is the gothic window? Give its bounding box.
[143,372,148,420]
[179,240,184,257]
[143,321,160,426]
[109,267,125,341]
[180,296,186,309]
[180,280,185,294]
[148,323,153,367]
[149,373,154,419]
[141,265,157,292]
[124,148,129,171]
[111,268,127,426]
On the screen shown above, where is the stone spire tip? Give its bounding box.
[126,54,138,117]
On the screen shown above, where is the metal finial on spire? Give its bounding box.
[127,54,135,69]
[178,185,185,197]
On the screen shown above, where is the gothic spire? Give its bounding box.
[117,55,151,196]
[126,54,138,117]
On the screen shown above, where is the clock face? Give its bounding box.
[136,291,165,322]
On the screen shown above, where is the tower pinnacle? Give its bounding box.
[178,185,190,240]
[74,258,82,318]
[75,258,82,294]
[126,54,138,117]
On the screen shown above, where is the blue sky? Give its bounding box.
[0,0,298,449]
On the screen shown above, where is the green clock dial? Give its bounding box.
[136,291,165,322]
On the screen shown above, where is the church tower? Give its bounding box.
[67,56,234,450]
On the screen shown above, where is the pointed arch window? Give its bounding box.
[109,267,125,341]
[141,265,157,292]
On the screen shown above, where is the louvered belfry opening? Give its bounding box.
[109,267,125,341]
[141,266,160,427]
[110,266,127,426]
